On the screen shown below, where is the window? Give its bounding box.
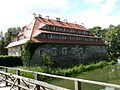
[59,27,63,32]
[84,38,88,41]
[48,26,52,30]
[74,30,78,33]
[89,38,94,42]
[66,29,69,32]
[85,48,89,53]
[39,48,44,55]
[46,26,50,30]
[72,30,75,33]
[61,35,66,39]
[48,34,53,39]
[71,48,76,54]
[63,28,66,32]
[62,47,67,55]
[40,34,45,38]
[97,47,100,53]
[53,27,56,31]
[76,37,79,40]
[79,48,83,54]
[79,37,82,41]
[51,48,57,56]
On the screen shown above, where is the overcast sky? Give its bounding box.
[0,0,120,33]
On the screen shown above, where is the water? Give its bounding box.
[47,64,120,90]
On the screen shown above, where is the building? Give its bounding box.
[6,14,107,66]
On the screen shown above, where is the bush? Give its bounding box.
[41,53,54,68]
[18,60,117,80]
[0,55,22,67]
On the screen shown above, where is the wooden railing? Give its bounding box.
[0,66,120,90]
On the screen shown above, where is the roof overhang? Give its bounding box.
[6,38,30,48]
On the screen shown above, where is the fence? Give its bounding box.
[0,66,120,90]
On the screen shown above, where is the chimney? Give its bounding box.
[33,13,36,18]
[81,23,84,26]
[56,17,60,21]
[64,19,67,23]
[46,16,49,20]
[38,14,42,18]
[74,22,77,24]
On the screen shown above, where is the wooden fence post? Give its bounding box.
[74,80,81,90]
[16,70,21,90]
[35,73,40,90]
[5,68,8,86]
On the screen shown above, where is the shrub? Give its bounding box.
[16,60,116,80]
[0,55,22,67]
[41,53,54,68]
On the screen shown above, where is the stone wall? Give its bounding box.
[31,44,107,67]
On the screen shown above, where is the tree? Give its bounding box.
[89,25,118,59]
[110,25,120,58]
[0,27,21,55]
[4,27,21,47]
[0,37,6,55]
[0,31,3,39]
[104,25,117,45]
[90,26,103,38]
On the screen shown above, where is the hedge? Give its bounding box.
[0,55,23,67]
[14,60,116,80]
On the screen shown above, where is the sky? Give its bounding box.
[0,0,120,33]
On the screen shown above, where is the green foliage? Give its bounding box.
[4,27,21,47]
[22,41,56,67]
[0,37,6,55]
[110,25,120,58]
[0,55,22,67]
[89,25,120,59]
[90,26,104,38]
[18,60,116,80]
[0,27,21,55]
[41,53,54,67]
[21,49,30,67]
[21,41,40,67]
[21,41,31,67]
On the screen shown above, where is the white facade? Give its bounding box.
[8,46,21,56]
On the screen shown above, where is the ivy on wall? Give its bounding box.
[21,41,39,67]
[21,41,54,67]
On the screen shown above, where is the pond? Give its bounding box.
[47,64,120,90]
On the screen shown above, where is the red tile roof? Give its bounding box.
[31,17,105,45]
[7,16,105,48]
[36,17,87,31]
